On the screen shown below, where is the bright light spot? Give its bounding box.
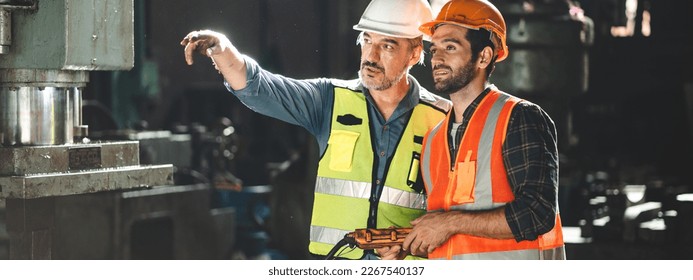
[611,0,652,37]
[641,10,651,37]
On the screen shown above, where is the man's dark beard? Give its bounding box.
[433,60,476,95]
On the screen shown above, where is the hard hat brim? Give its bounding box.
[353,23,423,39]
[419,20,480,37]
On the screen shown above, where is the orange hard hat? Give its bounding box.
[420,0,509,62]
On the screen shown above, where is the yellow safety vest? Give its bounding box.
[309,86,448,259]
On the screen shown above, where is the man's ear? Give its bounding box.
[408,44,423,67]
[478,46,494,69]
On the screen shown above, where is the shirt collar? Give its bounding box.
[361,74,421,123]
[449,86,493,122]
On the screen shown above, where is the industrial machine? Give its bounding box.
[0,0,175,259]
[492,0,593,150]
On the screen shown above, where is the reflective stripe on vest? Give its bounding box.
[309,86,448,259]
[310,225,351,247]
[314,177,427,209]
[432,246,565,260]
[421,88,565,260]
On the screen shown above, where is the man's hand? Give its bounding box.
[403,212,454,257]
[180,30,247,89]
[375,245,409,260]
[180,30,233,66]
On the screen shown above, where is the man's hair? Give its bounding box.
[407,36,425,65]
[465,28,497,78]
[356,32,425,66]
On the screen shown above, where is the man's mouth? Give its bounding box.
[363,66,382,74]
[361,61,385,75]
[433,65,452,77]
[433,70,449,76]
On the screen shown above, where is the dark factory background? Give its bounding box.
[1,0,692,260]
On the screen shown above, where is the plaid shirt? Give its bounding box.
[448,88,559,242]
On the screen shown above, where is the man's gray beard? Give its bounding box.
[359,68,408,91]
[434,62,475,95]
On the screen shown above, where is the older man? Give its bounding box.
[181,0,450,259]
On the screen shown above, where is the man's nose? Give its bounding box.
[430,52,443,66]
[364,46,380,63]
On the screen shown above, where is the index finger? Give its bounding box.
[402,230,415,251]
[184,40,200,65]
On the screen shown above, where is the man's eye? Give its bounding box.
[446,45,455,51]
[430,49,437,54]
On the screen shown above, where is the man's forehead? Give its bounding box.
[430,25,470,48]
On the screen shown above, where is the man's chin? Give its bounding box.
[434,83,458,95]
[361,78,385,90]
[363,82,388,91]
[433,81,448,92]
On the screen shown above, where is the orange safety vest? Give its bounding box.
[420,88,565,260]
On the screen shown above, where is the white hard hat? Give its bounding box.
[353,0,433,39]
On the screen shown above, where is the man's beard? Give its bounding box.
[359,61,408,91]
[433,59,476,95]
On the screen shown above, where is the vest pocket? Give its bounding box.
[327,130,360,172]
[453,150,475,204]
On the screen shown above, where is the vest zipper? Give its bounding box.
[444,168,455,211]
[445,168,455,259]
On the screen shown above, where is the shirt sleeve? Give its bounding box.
[502,101,560,242]
[224,55,333,140]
